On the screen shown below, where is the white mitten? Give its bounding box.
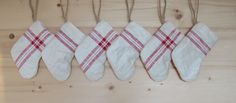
[107,22,151,80]
[75,21,118,80]
[11,21,53,79]
[140,22,182,81]
[172,23,218,81]
[42,22,85,81]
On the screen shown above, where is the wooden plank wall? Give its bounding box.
[0,0,236,103]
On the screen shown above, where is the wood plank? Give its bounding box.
[0,0,236,103]
[0,0,236,28]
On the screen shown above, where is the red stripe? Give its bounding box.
[104,30,115,39]
[187,35,207,55]
[59,30,78,47]
[18,48,37,68]
[15,44,34,67]
[24,33,42,52]
[124,29,144,48]
[24,33,44,52]
[83,48,105,73]
[83,31,118,72]
[144,42,164,66]
[38,31,51,50]
[89,30,104,44]
[157,29,177,46]
[90,32,102,44]
[101,30,116,49]
[28,29,47,46]
[158,29,169,39]
[109,32,119,44]
[80,45,101,69]
[90,30,115,44]
[168,32,181,50]
[56,30,78,52]
[55,34,75,52]
[81,30,118,73]
[25,30,46,50]
[18,32,51,68]
[42,33,52,44]
[17,31,52,68]
[93,30,104,39]
[147,46,168,70]
[27,29,47,47]
[190,31,211,51]
[80,30,103,69]
[172,32,180,45]
[121,33,141,52]
[27,28,36,37]
[15,29,47,66]
[24,31,35,41]
[144,29,181,70]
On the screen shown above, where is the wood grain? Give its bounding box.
[0,0,236,103]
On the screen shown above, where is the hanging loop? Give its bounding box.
[158,0,166,24]
[29,0,39,22]
[188,0,199,25]
[125,0,135,23]
[60,0,70,22]
[92,0,102,23]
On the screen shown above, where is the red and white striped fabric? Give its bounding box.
[42,22,85,81]
[172,23,218,81]
[75,21,118,80]
[140,22,182,81]
[11,21,53,79]
[107,21,151,80]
